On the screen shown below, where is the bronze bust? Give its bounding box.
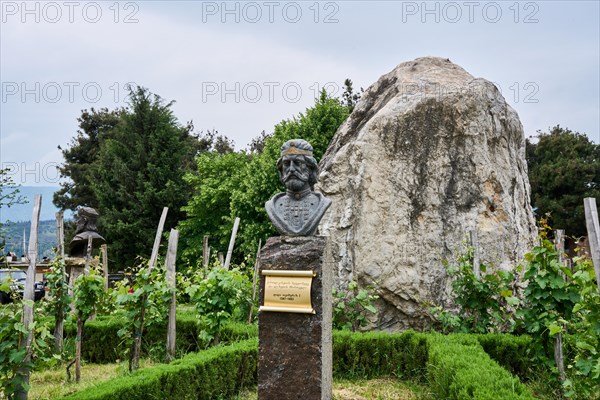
[265,139,331,236]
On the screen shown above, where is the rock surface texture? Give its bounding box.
[317,57,537,330]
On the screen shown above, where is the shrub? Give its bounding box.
[62,329,537,400]
[63,338,258,400]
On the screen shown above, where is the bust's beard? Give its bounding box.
[284,177,309,192]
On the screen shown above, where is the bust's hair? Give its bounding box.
[276,139,319,188]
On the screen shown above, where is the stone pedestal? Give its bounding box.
[258,236,332,400]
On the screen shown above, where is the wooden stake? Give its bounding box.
[248,239,261,323]
[470,229,480,279]
[165,229,179,362]
[22,228,27,261]
[149,207,169,272]
[54,211,65,354]
[56,211,65,259]
[224,217,240,270]
[83,235,93,274]
[75,316,84,383]
[554,333,566,383]
[101,244,109,292]
[15,194,42,400]
[218,252,224,266]
[584,198,600,294]
[552,230,566,384]
[131,207,168,372]
[203,235,209,273]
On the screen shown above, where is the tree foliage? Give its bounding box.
[88,86,200,268]
[53,108,123,211]
[526,126,600,236]
[178,151,249,265]
[178,90,350,265]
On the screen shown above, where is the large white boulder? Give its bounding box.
[318,57,537,329]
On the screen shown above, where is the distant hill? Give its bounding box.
[2,219,58,259]
[0,186,73,223]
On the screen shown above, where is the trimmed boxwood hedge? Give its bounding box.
[426,334,534,400]
[63,312,257,363]
[63,338,258,400]
[65,330,535,399]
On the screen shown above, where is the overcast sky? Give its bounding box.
[1,0,598,187]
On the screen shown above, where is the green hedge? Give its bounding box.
[63,338,258,400]
[427,334,534,400]
[63,313,256,363]
[475,333,533,379]
[66,330,536,400]
[332,330,428,380]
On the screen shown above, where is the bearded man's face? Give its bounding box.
[281,155,310,192]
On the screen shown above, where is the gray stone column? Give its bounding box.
[258,236,332,400]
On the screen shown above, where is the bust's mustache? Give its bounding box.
[283,171,309,182]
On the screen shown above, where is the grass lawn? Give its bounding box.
[234,378,428,400]
[27,359,157,399]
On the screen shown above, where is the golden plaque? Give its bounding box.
[260,270,316,314]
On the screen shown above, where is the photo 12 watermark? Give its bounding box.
[396,80,540,104]
[400,1,540,23]
[1,1,140,24]
[2,162,61,185]
[200,81,342,104]
[1,81,138,104]
[200,1,340,23]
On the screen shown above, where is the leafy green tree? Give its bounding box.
[91,86,200,268]
[53,108,123,211]
[526,126,600,237]
[178,151,249,266]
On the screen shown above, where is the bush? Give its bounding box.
[63,338,258,400]
[332,330,427,380]
[475,333,533,379]
[63,313,256,364]
[427,334,534,400]
[65,329,538,399]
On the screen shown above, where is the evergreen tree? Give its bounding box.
[91,86,199,268]
[53,108,123,211]
[526,125,600,237]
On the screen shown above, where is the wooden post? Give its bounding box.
[224,217,240,270]
[218,252,224,266]
[552,229,567,384]
[470,229,480,279]
[56,211,65,258]
[555,229,566,265]
[101,245,109,292]
[15,194,42,400]
[83,235,93,274]
[248,239,261,323]
[54,211,65,354]
[165,229,179,362]
[22,228,27,260]
[149,207,169,271]
[75,235,94,382]
[203,235,209,273]
[554,332,566,382]
[130,207,169,372]
[584,198,600,294]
